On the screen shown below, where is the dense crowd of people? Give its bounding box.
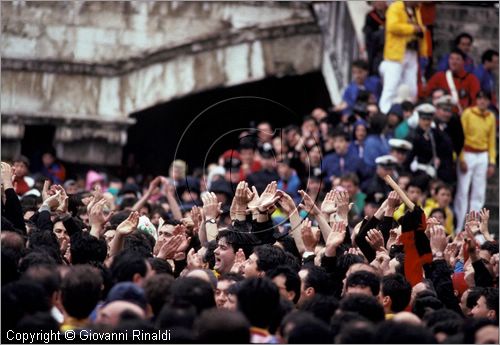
[1,1,499,344]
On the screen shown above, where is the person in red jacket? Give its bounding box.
[425,49,480,112]
[12,155,31,196]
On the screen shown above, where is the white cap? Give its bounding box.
[415,103,436,118]
[389,138,413,151]
[375,155,398,167]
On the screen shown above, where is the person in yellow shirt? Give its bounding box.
[423,183,455,236]
[454,91,497,233]
[379,1,428,113]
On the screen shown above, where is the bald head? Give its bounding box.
[1,231,25,251]
[393,311,422,325]
[96,301,145,327]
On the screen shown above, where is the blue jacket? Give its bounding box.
[473,64,495,97]
[363,134,391,173]
[321,146,369,183]
[342,76,382,114]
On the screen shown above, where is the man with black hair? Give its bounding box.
[373,320,436,343]
[156,303,197,330]
[243,244,287,278]
[426,49,481,110]
[474,49,499,106]
[338,293,385,324]
[321,129,368,187]
[335,59,382,115]
[215,272,243,310]
[60,265,103,331]
[471,287,499,322]
[170,277,216,315]
[287,315,332,344]
[345,270,381,297]
[236,277,280,343]
[297,266,332,307]
[298,294,339,325]
[2,280,51,333]
[437,32,475,73]
[195,309,250,344]
[123,230,155,257]
[70,231,107,265]
[110,250,153,287]
[18,251,57,274]
[143,273,174,318]
[412,295,444,319]
[380,273,412,318]
[213,228,258,275]
[22,265,64,324]
[268,265,301,304]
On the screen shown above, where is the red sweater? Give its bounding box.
[425,69,480,111]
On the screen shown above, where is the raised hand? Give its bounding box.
[480,208,490,225]
[444,242,458,268]
[0,162,14,189]
[86,185,104,215]
[116,211,140,236]
[465,211,481,234]
[43,190,62,211]
[298,189,321,217]
[42,180,52,201]
[479,208,493,241]
[234,181,254,210]
[386,191,402,210]
[160,177,176,196]
[157,235,184,260]
[321,191,337,215]
[187,248,204,270]
[172,224,187,236]
[254,181,282,213]
[230,248,246,274]
[366,229,385,252]
[325,221,346,257]
[176,234,191,254]
[335,190,352,221]
[371,250,392,275]
[386,227,400,250]
[277,191,297,215]
[247,186,260,211]
[301,218,320,252]
[430,224,447,255]
[147,176,162,195]
[89,199,112,228]
[202,192,222,220]
[191,206,203,233]
[51,185,69,213]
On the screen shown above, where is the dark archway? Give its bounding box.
[123,71,332,177]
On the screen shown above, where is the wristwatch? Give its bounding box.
[302,251,315,259]
[433,251,444,260]
[205,218,217,225]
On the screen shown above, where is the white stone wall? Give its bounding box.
[1,1,314,63]
[1,1,322,122]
